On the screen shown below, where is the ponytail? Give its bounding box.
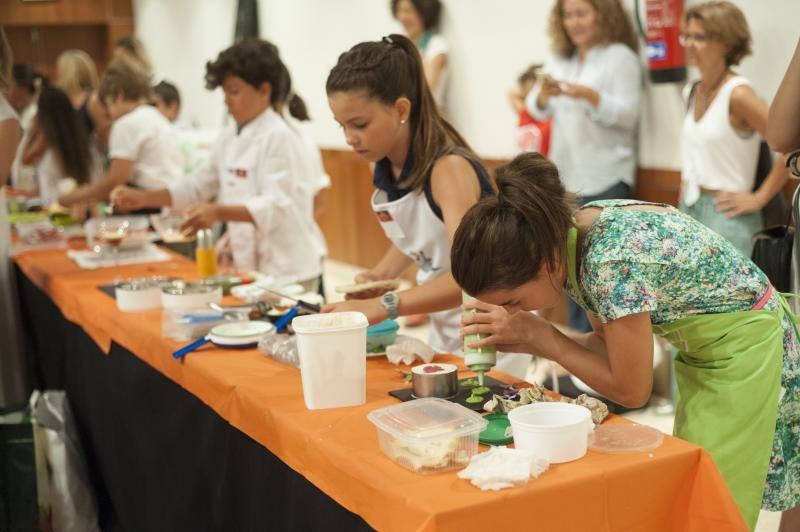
[327,34,484,192]
[288,93,310,121]
[451,152,574,296]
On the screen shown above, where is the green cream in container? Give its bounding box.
[462,291,496,385]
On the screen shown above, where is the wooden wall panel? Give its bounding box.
[3,0,133,80]
[318,150,392,269]
[1,0,110,25]
[6,25,110,80]
[634,168,681,206]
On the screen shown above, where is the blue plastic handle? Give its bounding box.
[273,305,300,332]
[172,336,210,359]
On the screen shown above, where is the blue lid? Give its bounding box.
[367,319,399,336]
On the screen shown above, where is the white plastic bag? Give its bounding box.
[32,391,100,532]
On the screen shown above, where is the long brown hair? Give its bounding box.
[548,0,639,57]
[451,152,574,296]
[0,26,12,90]
[326,34,483,193]
[37,84,93,184]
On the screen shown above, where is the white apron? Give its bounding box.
[371,188,461,353]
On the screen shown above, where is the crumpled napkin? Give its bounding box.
[385,337,435,365]
[457,446,549,491]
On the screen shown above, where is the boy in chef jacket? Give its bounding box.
[59,56,182,208]
[111,39,322,290]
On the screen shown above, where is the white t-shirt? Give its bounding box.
[419,33,448,107]
[526,43,642,197]
[109,104,182,189]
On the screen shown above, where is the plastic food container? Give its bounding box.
[161,281,222,310]
[508,402,593,464]
[14,219,65,246]
[366,319,399,351]
[162,308,245,341]
[368,398,488,474]
[292,312,368,410]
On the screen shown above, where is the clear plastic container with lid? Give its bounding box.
[367,398,488,474]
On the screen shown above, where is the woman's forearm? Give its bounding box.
[394,272,462,316]
[545,328,650,407]
[372,245,414,279]
[767,38,800,152]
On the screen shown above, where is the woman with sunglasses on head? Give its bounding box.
[679,1,789,257]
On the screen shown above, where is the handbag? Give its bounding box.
[751,186,799,292]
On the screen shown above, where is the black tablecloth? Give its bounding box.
[16,266,371,532]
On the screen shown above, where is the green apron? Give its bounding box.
[566,226,791,529]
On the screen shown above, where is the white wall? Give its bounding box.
[134,0,800,169]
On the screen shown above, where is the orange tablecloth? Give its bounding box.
[14,247,748,532]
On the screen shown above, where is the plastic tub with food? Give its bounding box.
[367,398,488,474]
[366,319,399,352]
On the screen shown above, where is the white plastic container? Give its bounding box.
[291,312,368,410]
[508,402,593,463]
[116,282,162,312]
[367,398,488,474]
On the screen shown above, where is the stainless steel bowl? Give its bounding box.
[411,363,459,399]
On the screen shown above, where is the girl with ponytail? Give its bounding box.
[111,38,324,290]
[323,34,494,353]
[452,151,800,529]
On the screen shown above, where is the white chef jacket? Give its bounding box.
[168,107,323,282]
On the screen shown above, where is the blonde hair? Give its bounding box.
[56,50,99,97]
[115,36,152,75]
[548,0,639,57]
[98,56,151,103]
[0,27,12,90]
[685,1,752,66]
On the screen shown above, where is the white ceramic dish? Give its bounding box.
[208,321,275,346]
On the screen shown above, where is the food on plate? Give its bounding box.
[483,383,609,425]
[335,279,401,294]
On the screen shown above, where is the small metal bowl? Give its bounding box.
[411,363,459,399]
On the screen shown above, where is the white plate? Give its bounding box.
[211,321,274,338]
[366,334,416,358]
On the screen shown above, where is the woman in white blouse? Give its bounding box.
[525,0,641,332]
[0,26,27,407]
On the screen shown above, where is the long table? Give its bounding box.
[13,246,748,531]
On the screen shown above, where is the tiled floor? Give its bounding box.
[323,259,783,531]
